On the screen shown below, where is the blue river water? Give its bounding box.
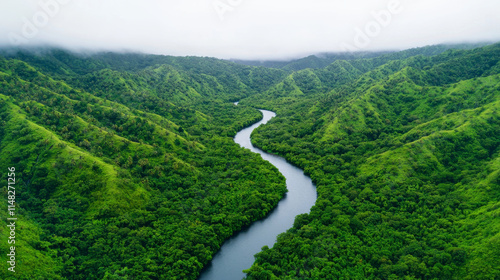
[198,109,317,280]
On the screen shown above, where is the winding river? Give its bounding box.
[198,109,317,280]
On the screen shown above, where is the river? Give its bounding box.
[198,109,317,280]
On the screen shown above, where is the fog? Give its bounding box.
[1,0,499,60]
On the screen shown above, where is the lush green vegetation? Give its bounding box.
[0,43,499,279]
[0,50,287,279]
[242,43,500,279]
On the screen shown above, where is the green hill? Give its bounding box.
[243,43,500,280]
[0,50,287,279]
[0,43,499,279]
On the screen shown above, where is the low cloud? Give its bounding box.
[1,0,499,60]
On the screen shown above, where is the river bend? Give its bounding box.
[198,109,317,280]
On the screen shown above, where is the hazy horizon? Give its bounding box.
[1,0,499,60]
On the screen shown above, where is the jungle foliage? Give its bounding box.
[0,43,499,279]
[0,49,287,279]
[242,43,500,280]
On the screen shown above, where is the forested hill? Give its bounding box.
[242,43,500,279]
[0,43,499,279]
[0,48,289,279]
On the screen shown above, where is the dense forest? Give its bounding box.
[0,43,499,279]
[0,49,288,279]
[242,43,500,279]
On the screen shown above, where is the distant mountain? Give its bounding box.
[231,52,388,71]
[231,42,493,71]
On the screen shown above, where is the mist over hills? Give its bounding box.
[230,42,493,71]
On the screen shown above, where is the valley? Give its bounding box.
[0,43,499,279]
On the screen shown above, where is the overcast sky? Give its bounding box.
[1,0,499,60]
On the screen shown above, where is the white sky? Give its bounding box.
[0,0,499,60]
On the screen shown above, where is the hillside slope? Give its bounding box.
[0,52,287,280]
[244,43,500,280]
